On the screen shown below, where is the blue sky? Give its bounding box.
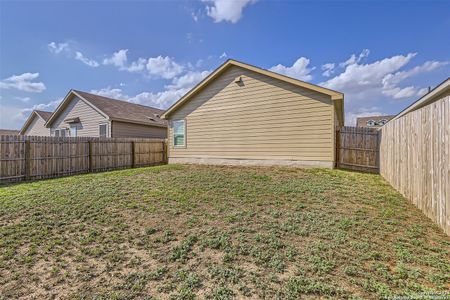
[1,0,449,129]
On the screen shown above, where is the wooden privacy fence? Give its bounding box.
[336,126,380,173]
[380,96,449,235]
[0,136,167,183]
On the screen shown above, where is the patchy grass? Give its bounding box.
[0,164,449,299]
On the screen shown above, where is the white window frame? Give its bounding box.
[60,128,66,137]
[70,126,77,137]
[172,119,186,148]
[99,123,108,138]
[54,129,60,137]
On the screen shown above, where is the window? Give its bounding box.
[70,126,77,137]
[366,120,376,127]
[99,124,108,137]
[54,129,60,137]
[60,129,66,137]
[173,120,185,147]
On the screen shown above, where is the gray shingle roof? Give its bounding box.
[74,90,167,127]
[35,110,53,121]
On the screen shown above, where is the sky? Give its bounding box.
[1,0,449,129]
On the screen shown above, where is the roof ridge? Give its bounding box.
[73,90,164,111]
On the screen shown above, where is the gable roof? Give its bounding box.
[162,59,344,119]
[19,110,52,135]
[389,77,450,123]
[46,90,167,128]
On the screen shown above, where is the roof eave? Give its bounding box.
[45,89,110,127]
[19,111,39,135]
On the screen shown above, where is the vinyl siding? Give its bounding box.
[112,121,167,138]
[167,65,335,163]
[50,96,110,137]
[23,115,50,136]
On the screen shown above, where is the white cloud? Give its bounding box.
[17,98,62,121]
[128,88,190,108]
[89,86,188,109]
[166,70,210,89]
[103,49,128,68]
[320,50,448,125]
[269,57,315,81]
[322,53,417,92]
[0,73,46,93]
[89,68,209,109]
[103,51,184,79]
[48,41,100,68]
[90,87,127,100]
[74,51,100,67]
[15,96,31,103]
[417,87,429,96]
[339,49,370,68]
[127,58,147,72]
[202,0,258,23]
[48,42,69,54]
[321,63,335,77]
[381,60,448,99]
[146,56,184,79]
[191,12,199,22]
[220,52,228,59]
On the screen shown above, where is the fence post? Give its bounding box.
[24,139,31,181]
[131,141,135,168]
[335,127,340,169]
[88,140,93,173]
[163,140,167,163]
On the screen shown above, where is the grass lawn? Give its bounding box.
[0,165,449,299]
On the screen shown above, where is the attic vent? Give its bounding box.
[234,76,242,83]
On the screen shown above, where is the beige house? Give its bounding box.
[162,59,344,168]
[45,90,167,138]
[19,110,52,136]
[356,115,394,128]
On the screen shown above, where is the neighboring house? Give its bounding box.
[162,59,344,168]
[0,129,20,135]
[19,110,52,136]
[356,115,395,128]
[45,90,167,138]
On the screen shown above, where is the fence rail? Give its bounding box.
[380,96,450,235]
[336,126,380,173]
[0,135,167,183]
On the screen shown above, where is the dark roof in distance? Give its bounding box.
[0,129,20,135]
[73,90,166,127]
[356,115,395,127]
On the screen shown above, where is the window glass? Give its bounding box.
[60,129,66,137]
[173,120,185,147]
[70,126,77,137]
[99,124,107,137]
[54,130,60,137]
